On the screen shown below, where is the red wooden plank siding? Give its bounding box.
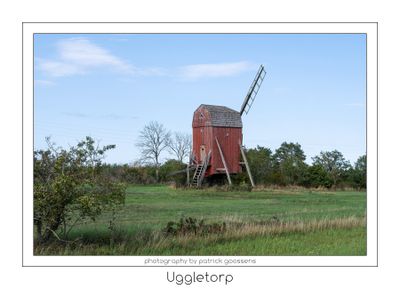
[193,104,243,177]
[211,127,242,175]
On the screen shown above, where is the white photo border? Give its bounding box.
[22,22,378,267]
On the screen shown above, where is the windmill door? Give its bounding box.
[200,145,206,163]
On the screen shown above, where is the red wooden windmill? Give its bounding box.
[190,65,266,187]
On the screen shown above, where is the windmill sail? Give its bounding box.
[240,65,266,116]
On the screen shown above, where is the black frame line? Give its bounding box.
[22,21,378,267]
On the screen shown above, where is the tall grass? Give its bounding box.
[34,215,366,256]
[144,216,365,250]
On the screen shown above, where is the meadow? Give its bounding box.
[34,185,366,256]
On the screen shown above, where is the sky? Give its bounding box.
[34,33,366,165]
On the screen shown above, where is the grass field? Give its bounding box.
[34,185,367,256]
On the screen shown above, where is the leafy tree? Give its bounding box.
[352,154,367,189]
[272,142,308,185]
[122,165,153,184]
[304,164,333,188]
[159,159,187,185]
[168,132,192,163]
[136,121,171,182]
[101,164,156,184]
[246,146,273,185]
[312,150,351,188]
[34,137,125,244]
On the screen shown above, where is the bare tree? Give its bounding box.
[168,132,192,163]
[136,121,171,181]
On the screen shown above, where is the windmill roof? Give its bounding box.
[199,104,243,128]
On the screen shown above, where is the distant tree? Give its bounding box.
[34,137,125,244]
[272,142,308,185]
[168,132,192,163]
[159,159,187,185]
[312,150,351,188]
[136,121,171,182]
[304,164,333,188]
[352,154,367,189]
[246,146,273,185]
[100,164,156,185]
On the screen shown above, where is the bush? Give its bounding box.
[34,137,126,244]
[159,159,187,185]
[163,217,226,236]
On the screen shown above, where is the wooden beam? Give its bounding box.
[215,137,232,185]
[167,166,195,176]
[186,163,190,186]
[239,143,255,188]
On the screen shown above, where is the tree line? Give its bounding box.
[133,121,366,190]
[34,120,365,191]
[245,143,366,189]
[105,142,366,190]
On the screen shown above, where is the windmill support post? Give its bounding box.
[239,143,255,188]
[215,137,232,185]
[186,163,190,186]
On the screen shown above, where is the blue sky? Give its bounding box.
[34,33,366,165]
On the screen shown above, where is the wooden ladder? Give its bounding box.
[192,151,211,187]
[192,164,204,187]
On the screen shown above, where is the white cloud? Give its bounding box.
[37,38,136,77]
[179,61,256,80]
[38,60,83,77]
[36,39,255,81]
[35,79,56,86]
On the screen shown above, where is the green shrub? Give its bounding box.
[163,217,226,236]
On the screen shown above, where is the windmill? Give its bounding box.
[190,64,266,187]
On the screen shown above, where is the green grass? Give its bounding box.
[34,185,367,256]
[35,227,365,256]
[138,227,366,256]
